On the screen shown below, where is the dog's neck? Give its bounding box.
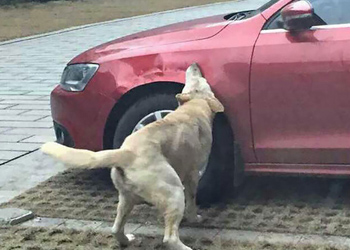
[180,99,216,122]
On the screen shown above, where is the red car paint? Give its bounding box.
[51,0,350,175]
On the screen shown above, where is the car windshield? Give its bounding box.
[259,0,280,11]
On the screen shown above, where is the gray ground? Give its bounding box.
[0,226,344,250]
[2,168,350,237]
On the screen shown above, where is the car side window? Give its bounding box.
[311,0,350,25]
[265,0,350,30]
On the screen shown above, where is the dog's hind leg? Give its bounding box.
[110,167,135,246]
[111,193,135,246]
[183,172,201,223]
[161,186,192,250]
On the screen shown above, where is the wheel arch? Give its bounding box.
[103,81,244,191]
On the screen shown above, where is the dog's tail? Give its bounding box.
[41,142,134,169]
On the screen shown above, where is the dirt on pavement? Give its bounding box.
[0,225,345,250]
[0,0,235,42]
[2,168,350,237]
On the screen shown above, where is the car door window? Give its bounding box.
[312,0,350,24]
[265,0,350,29]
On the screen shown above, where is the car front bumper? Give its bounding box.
[50,85,116,151]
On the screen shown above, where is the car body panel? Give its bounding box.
[51,85,115,150]
[70,15,231,64]
[246,163,350,175]
[251,25,350,164]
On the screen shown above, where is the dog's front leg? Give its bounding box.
[183,174,202,223]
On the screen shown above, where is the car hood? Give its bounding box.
[70,15,230,63]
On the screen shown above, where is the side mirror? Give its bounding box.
[281,0,314,31]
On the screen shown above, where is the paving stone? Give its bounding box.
[20,135,55,143]
[96,222,142,234]
[4,128,55,136]
[0,110,23,115]
[0,142,38,151]
[0,128,10,134]
[25,91,52,96]
[35,116,53,122]
[3,84,51,88]
[57,219,103,230]
[134,224,164,236]
[21,217,66,228]
[0,150,27,160]
[343,238,350,248]
[0,135,31,142]
[215,229,259,242]
[36,96,51,101]
[0,95,43,100]
[8,105,51,110]
[298,234,347,247]
[0,153,65,203]
[0,87,13,91]
[0,191,21,204]
[0,121,52,128]
[256,232,302,244]
[20,110,52,116]
[180,227,219,239]
[0,104,15,109]
[0,91,29,95]
[0,115,47,121]
[0,208,34,225]
[0,100,49,105]
[16,87,54,92]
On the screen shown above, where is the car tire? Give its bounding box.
[113,93,234,206]
[196,113,235,207]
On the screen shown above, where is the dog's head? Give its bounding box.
[176,63,224,113]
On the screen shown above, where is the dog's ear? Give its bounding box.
[206,97,224,113]
[176,93,192,105]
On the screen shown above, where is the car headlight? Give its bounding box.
[60,64,99,92]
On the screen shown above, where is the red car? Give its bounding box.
[51,0,350,204]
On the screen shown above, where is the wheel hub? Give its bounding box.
[132,110,173,133]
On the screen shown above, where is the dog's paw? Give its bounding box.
[195,214,203,223]
[184,214,202,223]
[126,234,136,242]
[116,233,135,246]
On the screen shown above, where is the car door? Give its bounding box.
[250,0,350,164]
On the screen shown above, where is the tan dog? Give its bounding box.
[41,63,224,250]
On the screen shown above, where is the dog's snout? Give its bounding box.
[186,63,202,79]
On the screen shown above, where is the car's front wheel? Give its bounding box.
[113,93,234,205]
